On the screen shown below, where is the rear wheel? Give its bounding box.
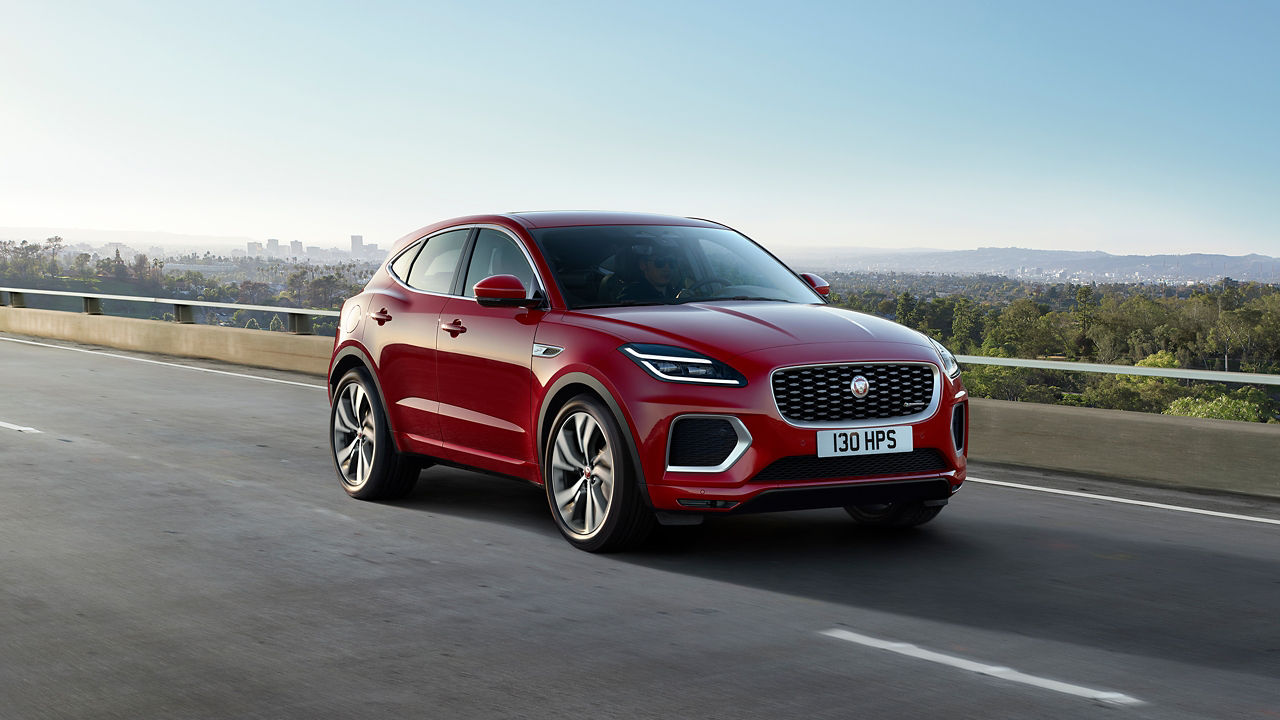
[330,368,420,500]
[844,502,942,528]
[545,395,653,552]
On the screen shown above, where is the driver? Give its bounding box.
[619,247,679,302]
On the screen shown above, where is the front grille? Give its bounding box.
[772,363,935,424]
[752,448,948,483]
[668,418,738,467]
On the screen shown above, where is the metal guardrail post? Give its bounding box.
[288,313,313,335]
[8,291,25,308]
[83,297,103,315]
[174,305,195,324]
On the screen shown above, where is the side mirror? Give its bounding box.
[800,272,830,297]
[474,274,542,308]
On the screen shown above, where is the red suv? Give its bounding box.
[328,212,967,551]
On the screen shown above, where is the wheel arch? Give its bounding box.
[537,372,650,505]
[329,345,404,452]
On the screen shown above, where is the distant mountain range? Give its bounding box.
[0,226,255,253]
[4,225,1277,284]
[781,246,1280,283]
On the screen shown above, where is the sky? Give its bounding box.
[1,0,1277,255]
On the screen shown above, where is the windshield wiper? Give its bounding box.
[684,295,791,303]
[574,300,668,309]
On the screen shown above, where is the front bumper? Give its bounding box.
[624,358,968,514]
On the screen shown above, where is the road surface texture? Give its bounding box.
[2,332,1278,719]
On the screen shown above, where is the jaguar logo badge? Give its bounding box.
[850,375,870,399]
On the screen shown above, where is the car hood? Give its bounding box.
[568,302,933,359]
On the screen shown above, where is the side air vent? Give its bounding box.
[952,403,967,455]
[666,415,752,473]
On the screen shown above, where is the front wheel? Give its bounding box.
[330,368,420,500]
[544,395,653,552]
[844,502,942,528]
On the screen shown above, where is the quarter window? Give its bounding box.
[388,241,420,282]
[405,229,470,293]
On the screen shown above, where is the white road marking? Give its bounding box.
[0,335,326,390]
[820,628,1144,706]
[969,477,1280,526]
[0,420,42,433]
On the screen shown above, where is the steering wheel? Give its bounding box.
[677,277,731,299]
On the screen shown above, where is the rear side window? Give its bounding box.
[405,229,470,293]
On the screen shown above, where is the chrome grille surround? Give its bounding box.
[770,362,941,428]
[665,414,753,474]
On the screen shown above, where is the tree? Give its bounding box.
[894,291,918,327]
[112,248,129,279]
[268,314,284,332]
[1164,396,1266,423]
[72,253,92,279]
[244,317,260,330]
[950,297,984,353]
[43,236,64,278]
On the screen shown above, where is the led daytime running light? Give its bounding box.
[620,345,746,386]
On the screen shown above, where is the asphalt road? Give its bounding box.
[2,332,1278,719]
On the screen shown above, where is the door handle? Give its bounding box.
[441,319,467,337]
[370,309,393,325]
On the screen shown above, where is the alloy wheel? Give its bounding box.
[549,411,615,536]
[333,381,375,488]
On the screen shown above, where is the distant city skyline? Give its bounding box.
[2,1,1277,256]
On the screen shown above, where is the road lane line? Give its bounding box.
[820,628,1144,706]
[0,336,326,390]
[0,420,42,433]
[969,477,1280,526]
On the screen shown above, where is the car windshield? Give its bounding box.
[530,225,821,309]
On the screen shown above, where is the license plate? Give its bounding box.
[817,425,913,458]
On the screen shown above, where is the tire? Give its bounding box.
[330,367,420,500]
[844,502,943,528]
[544,395,654,552]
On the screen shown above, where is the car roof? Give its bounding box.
[389,211,730,256]
[504,211,724,230]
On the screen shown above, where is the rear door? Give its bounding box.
[371,227,472,454]
[436,227,546,480]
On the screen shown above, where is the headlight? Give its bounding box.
[620,344,747,387]
[931,339,961,378]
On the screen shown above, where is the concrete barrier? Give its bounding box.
[0,307,333,376]
[4,306,1278,499]
[969,397,1280,499]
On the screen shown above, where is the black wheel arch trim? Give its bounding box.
[538,372,650,506]
[329,345,403,452]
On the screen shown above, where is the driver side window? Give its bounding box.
[462,229,538,297]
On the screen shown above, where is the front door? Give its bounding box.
[435,228,545,480]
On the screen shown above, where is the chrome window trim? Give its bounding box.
[386,223,549,300]
[665,414,752,474]
[769,361,942,429]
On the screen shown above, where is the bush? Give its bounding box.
[1163,396,1266,423]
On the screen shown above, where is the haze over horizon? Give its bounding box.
[2,1,1276,256]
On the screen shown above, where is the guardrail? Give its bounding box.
[955,354,1280,386]
[2,285,1277,385]
[3,285,1278,496]
[0,286,339,334]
